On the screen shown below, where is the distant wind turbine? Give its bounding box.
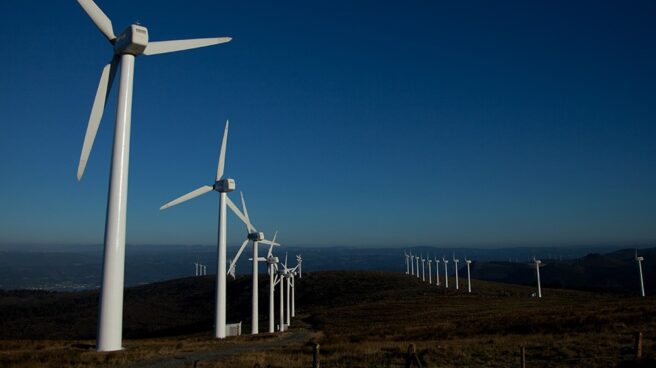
[410,253,415,276]
[434,256,441,286]
[532,257,542,298]
[421,254,426,282]
[415,255,420,279]
[404,252,410,275]
[465,257,472,293]
[635,250,646,297]
[442,257,449,288]
[427,256,433,285]
[453,253,460,290]
[76,0,231,352]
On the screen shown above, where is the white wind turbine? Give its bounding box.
[453,253,460,290]
[404,252,410,274]
[421,254,426,282]
[410,253,415,276]
[264,232,280,333]
[160,121,235,340]
[434,256,441,286]
[442,256,449,288]
[278,253,289,331]
[465,257,472,293]
[635,250,646,297]
[532,257,542,298]
[75,0,231,351]
[194,262,200,276]
[296,254,303,278]
[226,192,278,335]
[415,254,420,279]
[427,256,433,285]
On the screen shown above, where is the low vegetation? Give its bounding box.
[1,271,654,367]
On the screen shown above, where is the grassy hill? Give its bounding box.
[1,271,655,367]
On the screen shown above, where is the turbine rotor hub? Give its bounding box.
[248,232,264,241]
[214,178,236,192]
[114,24,148,56]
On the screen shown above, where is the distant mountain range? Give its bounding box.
[0,245,653,295]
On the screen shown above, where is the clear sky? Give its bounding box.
[1,0,654,248]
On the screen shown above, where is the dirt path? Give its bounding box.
[123,329,314,368]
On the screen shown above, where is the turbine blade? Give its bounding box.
[259,239,279,246]
[225,196,255,231]
[77,0,116,41]
[227,238,250,274]
[240,192,251,224]
[216,120,229,181]
[143,37,232,56]
[267,231,278,257]
[160,185,213,210]
[77,57,119,181]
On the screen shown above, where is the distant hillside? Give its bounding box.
[470,248,656,295]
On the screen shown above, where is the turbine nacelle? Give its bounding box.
[267,256,279,265]
[214,178,236,193]
[636,256,644,262]
[114,24,149,55]
[248,231,265,241]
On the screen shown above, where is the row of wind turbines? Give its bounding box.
[404,252,473,293]
[530,250,647,299]
[405,250,647,299]
[73,0,303,352]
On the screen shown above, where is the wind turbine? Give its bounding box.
[427,256,433,285]
[410,253,415,276]
[160,121,235,340]
[404,252,410,274]
[635,250,646,297]
[76,0,232,351]
[465,257,472,293]
[278,253,288,331]
[415,254,420,279]
[453,253,460,290]
[226,192,278,335]
[296,254,303,278]
[442,256,449,288]
[421,254,426,282]
[265,232,280,333]
[532,257,542,298]
[434,256,441,286]
[194,262,199,276]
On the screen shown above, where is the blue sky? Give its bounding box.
[1,0,654,248]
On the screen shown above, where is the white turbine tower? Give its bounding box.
[532,257,542,298]
[421,254,426,282]
[442,257,449,288]
[453,253,460,290]
[635,250,646,297]
[465,257,472,293]
[76,0,232,350]
[410,253,415,276]
[404,252,410,274]
[415,254,420,279]
[427,256,433,285]
[434,257,441,286]
[160,121,235,340]
[194,262,199,276]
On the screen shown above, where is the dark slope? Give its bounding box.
[470,248,656,295]
[0,275,271,340]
